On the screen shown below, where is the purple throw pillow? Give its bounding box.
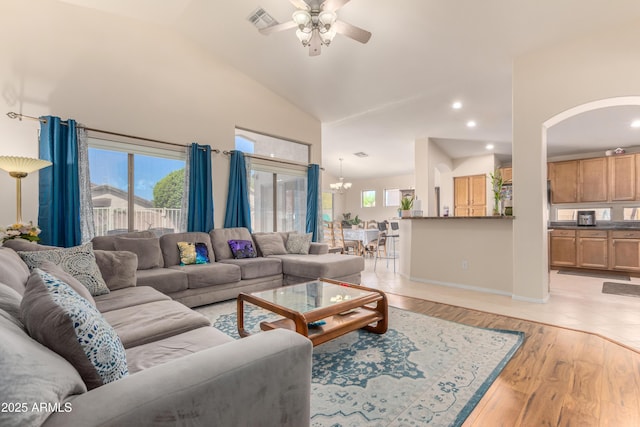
[228,240,257,259]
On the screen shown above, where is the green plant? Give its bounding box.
[400,196,414,210]
[349,215,362,226]
[489,169,504,214]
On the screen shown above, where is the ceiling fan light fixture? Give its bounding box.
[319,27,337,45]
[318,10,337,29]
[292,10,312,29]
[296,28,313,45]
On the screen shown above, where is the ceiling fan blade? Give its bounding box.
[259,21,297,36]
[289,0,311,10]
[321,0,350,12]
[309,32,322,56]
[333,20,371,44]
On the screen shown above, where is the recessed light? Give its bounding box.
[466,120,477,128]
[631,119,640,128]
[452,101,462,110]
[485,144,494,150]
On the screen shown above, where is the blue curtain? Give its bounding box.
[38,116,81,247]
[224,150,251,232]
[187,143,214,232]
[306,164,320,241]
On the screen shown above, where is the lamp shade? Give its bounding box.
[0,156,52,174]
[292,10,312,27]
[318,11,337,28]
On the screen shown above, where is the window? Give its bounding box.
[235,128,311,233]
[555,208,611,221]
[88,139,186,236]
[362,190,376,208]
[624,207,640,220]
[384,188,401,207]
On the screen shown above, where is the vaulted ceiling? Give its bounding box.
[59,0,640,178]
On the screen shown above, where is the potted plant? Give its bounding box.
[349,215,362,229]
[400,196,414,218]
[489,169,504,216]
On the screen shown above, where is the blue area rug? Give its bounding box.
[197,301,524,427]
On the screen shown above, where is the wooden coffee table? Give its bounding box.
[237,278,388,346]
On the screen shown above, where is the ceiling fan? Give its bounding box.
[259,0,371,56]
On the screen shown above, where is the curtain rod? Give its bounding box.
[237,152,324,170]
[6,112,220,153]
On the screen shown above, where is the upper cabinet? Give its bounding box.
[499,167,512,184]
[549,160,579,203]
[579,157,608,202]
[610,155,636,201]
[549,154,640,204]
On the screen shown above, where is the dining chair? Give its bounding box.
[334,221,359,255]
[323,220,342,253]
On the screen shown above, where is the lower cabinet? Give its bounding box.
[577,230,608,269]
[609,231,640,272]
[550,230,576,267]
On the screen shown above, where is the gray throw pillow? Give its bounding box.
[286,233,312,255]
[0,283,23,327]
[253,233,288,257]
[20,269,129,390]
[113,237,163,270]
[94,250,138,290]
[18,242,109,296]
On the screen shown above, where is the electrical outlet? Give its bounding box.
[461,260,468,270]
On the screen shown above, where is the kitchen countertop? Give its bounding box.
[549,221,640,230]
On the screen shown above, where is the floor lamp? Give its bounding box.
[0,156,52,223]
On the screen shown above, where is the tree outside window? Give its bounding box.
[362,190,376,208]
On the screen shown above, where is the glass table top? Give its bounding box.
[249,280,376,314]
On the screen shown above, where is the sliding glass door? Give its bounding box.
[250,168,307,233]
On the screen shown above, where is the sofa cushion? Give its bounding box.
[0,307,87,427]
[168,263,241,289]
[18,242,110,296]
[253,233,288,257]
[2,238,57,251]
[228,239,257,259]
[0,283,23,327]
[125,326,233,374]
[271,253,365,279]
[219,257,283,280]
[159,232,215,267]
[94,286,171,313]
[38,261,96,307]
[91,230,156,251]
[102,300,211,348]
[209,227,253,260]
[286,233,312,255]
[252,231,292,257]
[21,269,129,390]
[177,241,210,265]
[135,268,189,294]
[114,237,164,270]
[94,250,138,290]
[0,247,29,295]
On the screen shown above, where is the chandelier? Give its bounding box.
[292,9,337,47]
[329,158,352,193]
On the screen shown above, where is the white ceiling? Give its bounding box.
[58,0,640,178]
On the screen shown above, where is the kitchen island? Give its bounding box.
[399,216,515,297]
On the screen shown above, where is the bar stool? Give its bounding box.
[374,221,399,273]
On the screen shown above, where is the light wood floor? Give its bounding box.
[362,259,640,426]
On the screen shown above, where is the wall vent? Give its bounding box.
[247,7,279,30]
[354,152,369,158]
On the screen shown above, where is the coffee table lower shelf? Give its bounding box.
[260,308,384,346]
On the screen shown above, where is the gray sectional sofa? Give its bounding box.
[0,243,313,427]
[89,227,365,307]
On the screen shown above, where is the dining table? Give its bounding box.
[342,228,379,256]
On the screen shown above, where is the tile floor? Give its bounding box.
[361,258,640,351]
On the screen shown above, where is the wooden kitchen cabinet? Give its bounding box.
[549,229,577,267]
[609,230,640,272]
[609,154,635,201]
[500,167,512,184]
[549,161,578,203]
[579,157,608,202]
[577,230,608,269]
[454,174,486,217]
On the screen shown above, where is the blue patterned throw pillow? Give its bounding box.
[228,239,257,259]
[20,269,128,390]
[177,241,210,266]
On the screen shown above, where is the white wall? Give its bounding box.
[0,0,321,228]
[340,173,415,222]
[513,18,640,301]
